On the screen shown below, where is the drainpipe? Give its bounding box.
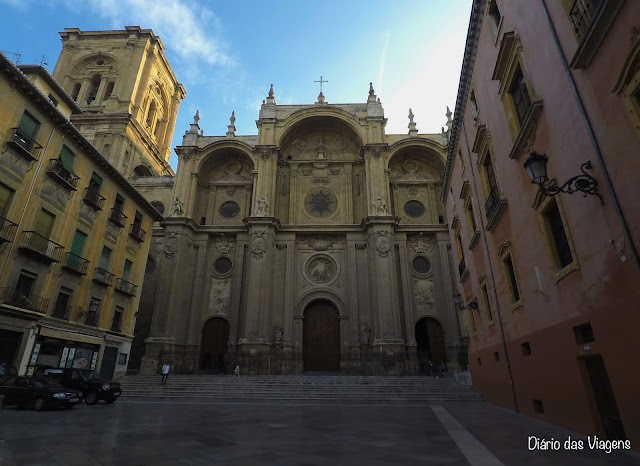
[539,0,640,278]
[0,120,71,283]
[461,119,519,413]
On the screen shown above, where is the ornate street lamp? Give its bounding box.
[452,292,478,311]
[523,152,603,204]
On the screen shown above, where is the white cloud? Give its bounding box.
[376,32,390,98]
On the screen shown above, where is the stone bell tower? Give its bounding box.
[52,26,185,177]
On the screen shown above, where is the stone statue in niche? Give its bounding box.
[171,197,184,217]
[372,197,389,216]
[360,322,371,346]
[255,196,269,216]
[273,323,283,346]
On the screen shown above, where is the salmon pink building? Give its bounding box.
[443,0,640,445]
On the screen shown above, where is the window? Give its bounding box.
[13,111,40,152]
[103,82,115,100]
[612,41,640,138]
[0,183,14,217]
[521,342,532,356]
[470,90,479,118]
[86,74,101,104]
[114,194,124,213]
[71,83,81,101]
[109,194,127,226]
[472,126,507,230]
[14,271,36,302]
[574,323,595,344]
[34,209,55,239]
[469,308,477,335]
[122,259,133,282]
[481,282,493,322]
[536,196,578,281]
[66,230,87,271]
[86,298,100,326]
[58,145,76,176]
[533,399,544,414]
[98,246,112,271]
[504,253,521,304]
[146,100,156,128]
[52,287,72,319]
[488,0,502,36]
[451,217,467,281]
[111,306,123,332]
[509,67,532,125]
[494,351,500,362]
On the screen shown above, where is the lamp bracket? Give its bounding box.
[538,161,604,205]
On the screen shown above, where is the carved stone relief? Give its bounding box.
[414,279,436,314]
[215,235,235,254]
[375,231,391,257]
[209,278,231,314]
[409,234,436,255]
[251,231,266,259]
[304,235,337,251]
[305,255,338,284]
[164,231,180,258]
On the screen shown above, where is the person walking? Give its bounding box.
[161,362,170,385]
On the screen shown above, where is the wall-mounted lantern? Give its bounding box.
[452,292,478,311]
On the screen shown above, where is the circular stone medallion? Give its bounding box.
[305,254,338,284]
[404,200,426,218]
[213,256,233,275]
[305,188,337,218]
[219,201,240,218]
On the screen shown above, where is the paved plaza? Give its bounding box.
[0,398,638,465]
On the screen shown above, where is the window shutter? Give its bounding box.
[134,211,143,225]
[18,112,40,139]
[0,184,13,216]
[70,230,87,256]
[122,260,133,281]
[59,146,76,174]
[34,209,55,238]
[91,172,103,186]
[99,247,112,270]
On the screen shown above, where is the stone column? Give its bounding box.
[283,241,295,345]
[438,234,461,368]
[186,172,198,218]
[228,237,246,345]
[344,164,353,223]
[206,185,217,223]
[288,164,299,223]
[186,241,207,345]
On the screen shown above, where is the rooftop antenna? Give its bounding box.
[39,55,47,67]
[1,50,21,64]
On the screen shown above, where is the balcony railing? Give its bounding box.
[0,287,49,314]
[108,208,127,228]
[84,311,99,327]
[83,186,106,211]
[0,216,18,243]
[484,186,501,220]
[93,267,115,287]
[115,278,137,296]
[18,231,65,263]
[7,127,42,161]
[62,252,90,275]
[569,0,604,42]
[46,159,79,190]
[52,304,72,320]
[129,223,146,242]
[458,258,467,278]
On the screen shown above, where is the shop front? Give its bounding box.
[27,327,103,375]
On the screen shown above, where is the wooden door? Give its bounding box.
[426,318,446,366]
[584,356,626,440]
[200,318,229,371]
[303,300,340,372]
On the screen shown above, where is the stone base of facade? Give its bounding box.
[140,340,449,376]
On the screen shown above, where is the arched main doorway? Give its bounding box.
[415,317,446,372]
[200,317,229,371]
[303,299,340,372]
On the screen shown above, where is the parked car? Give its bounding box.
[34,366,121,405]
[0,362,17,383]
[0,376,82,410]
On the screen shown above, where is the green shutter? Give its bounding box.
[134,211,143,225]
[18,112,39,139]
[34,209,55,238]
[91,172,103,186]
[122,260,133,281]
[0,184,13,216]
[59,146,75,175]
[99,247,112,270]
[70,230,87,256]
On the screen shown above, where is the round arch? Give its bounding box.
[414,316,446,372]
[277,110,365,149]
[199,316,230,372]
[196,142,256,174]
[386,139,447,172]
[133,164,153,177]
[294,288,347,320]
[69,52,120,77]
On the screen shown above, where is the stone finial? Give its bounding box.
[187,109,201,133]
[226,110,236,137]
[446,105,452,122]
[266,84,276,104]
[367,82,377,103]
[193,110,200,125]
[408,108,418,136]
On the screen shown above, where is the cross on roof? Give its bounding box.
[314,76,328,93]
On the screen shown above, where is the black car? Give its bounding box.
[35,367,121,405]
[0,376,82,410]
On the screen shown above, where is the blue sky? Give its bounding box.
[0,0,472,169]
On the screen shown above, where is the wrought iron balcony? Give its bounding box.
[46,159,79,190]
[92,267,115,287]
[84,311,99,327]
[18,231,65,263]
[82,186,106,211]
[115,278,137,297]
[108,208,127,228]
[129,223,146,242]
[62,252,90,275]
[0,287,49,314]
[51,303,72,320]
[7,127,42,161]
[569,0,604,42]
[0,216,18,243]
[458,258,467,278]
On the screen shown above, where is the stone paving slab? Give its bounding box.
[0,399,638,465]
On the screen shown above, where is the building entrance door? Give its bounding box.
[99,346,118,380]
[0,329,22,364]
[303,300,340,372]
[415,317,446,372]
[583,355,626,440]
[200,317,229,372]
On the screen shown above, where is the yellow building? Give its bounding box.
[0,52,163,379]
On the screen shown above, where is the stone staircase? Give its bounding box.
[118,374,482,403]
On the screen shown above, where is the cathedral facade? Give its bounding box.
[135,87,462,375]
